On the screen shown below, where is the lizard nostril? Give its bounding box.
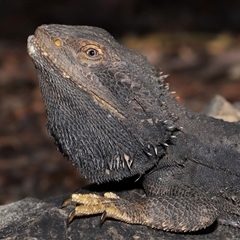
[54,38,62,47]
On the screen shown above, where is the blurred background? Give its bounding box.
[1,0,240,204]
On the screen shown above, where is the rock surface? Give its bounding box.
[1,187,240,240]
[203,95,240,122]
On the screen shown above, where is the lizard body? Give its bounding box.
[27,24,240,232]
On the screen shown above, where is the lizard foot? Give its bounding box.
[62,192,219,232]
[62,192,142,226]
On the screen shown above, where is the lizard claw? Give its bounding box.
[67,209,77,226]
[61,197,73,208]
[100,210,107,226]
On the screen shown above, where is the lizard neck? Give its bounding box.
[36,67,164,183]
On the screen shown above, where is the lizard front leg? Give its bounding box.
[62,190,218,232]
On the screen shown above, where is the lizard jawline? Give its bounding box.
[30,37,125,120]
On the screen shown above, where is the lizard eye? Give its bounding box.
[79,44,103,62]
[86,48,98,57]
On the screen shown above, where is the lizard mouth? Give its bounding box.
[27,35,125,119]
[28,35,72,79]
[27,36,36,55]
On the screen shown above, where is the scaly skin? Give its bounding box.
[27,24,240,232]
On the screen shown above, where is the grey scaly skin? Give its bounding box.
[27,24,240,232]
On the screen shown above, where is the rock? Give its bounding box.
[203,95,240,122]
[1,187,240,240]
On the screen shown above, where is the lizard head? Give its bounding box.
[27,24,178,183]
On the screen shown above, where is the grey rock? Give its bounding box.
[1,189,240,240]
